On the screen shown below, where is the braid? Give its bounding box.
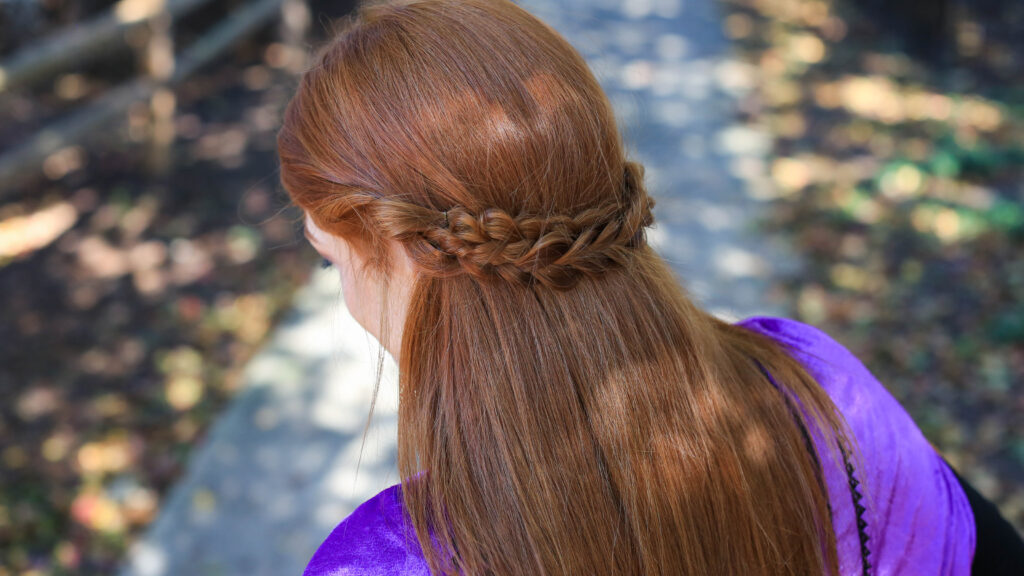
[375,161,655,290]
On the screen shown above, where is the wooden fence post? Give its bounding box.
[138,3,176,176]
[278,0,311,73]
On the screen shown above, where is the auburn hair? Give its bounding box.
[277,0,867,574]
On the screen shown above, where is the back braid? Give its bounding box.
[372,160,655,290]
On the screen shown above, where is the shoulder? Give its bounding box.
[303,484,432,576]
[733,316,939,474]
[734,315,915,426]
[735,315,890,399]
[735,315,976,574]
[735,315,858,368]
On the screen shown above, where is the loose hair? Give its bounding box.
[277,1,866,574]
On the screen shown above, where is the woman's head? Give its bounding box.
[278,1,860,574]
[279,0,651,288]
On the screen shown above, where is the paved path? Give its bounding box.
[119,1,795,574]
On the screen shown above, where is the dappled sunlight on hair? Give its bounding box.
[276,1,862,574]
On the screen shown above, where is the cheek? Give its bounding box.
[339,270,362,316]
[335,250,377,328]
[334,255,360,311]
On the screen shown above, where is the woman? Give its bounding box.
[277,1,1022,574]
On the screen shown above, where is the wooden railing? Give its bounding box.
[0,0,311,195]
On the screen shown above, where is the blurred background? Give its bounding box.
[0,0,1020,574]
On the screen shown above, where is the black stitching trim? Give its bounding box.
[839,441,872,575]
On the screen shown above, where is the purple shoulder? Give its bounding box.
[735,315,976,575]
[733,315,921,428]
[303,483,431,576]
[735,315,887,391]
[736,315,854,365]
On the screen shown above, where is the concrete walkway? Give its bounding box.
[119,1,795,574]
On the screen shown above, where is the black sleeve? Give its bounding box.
[939,455,1024,575]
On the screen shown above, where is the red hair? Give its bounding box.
[277,1,864,573]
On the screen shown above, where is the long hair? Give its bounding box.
[277,1,866,573]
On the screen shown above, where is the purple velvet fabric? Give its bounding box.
[303,315,975,575]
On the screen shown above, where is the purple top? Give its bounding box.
[303,316,975,575]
